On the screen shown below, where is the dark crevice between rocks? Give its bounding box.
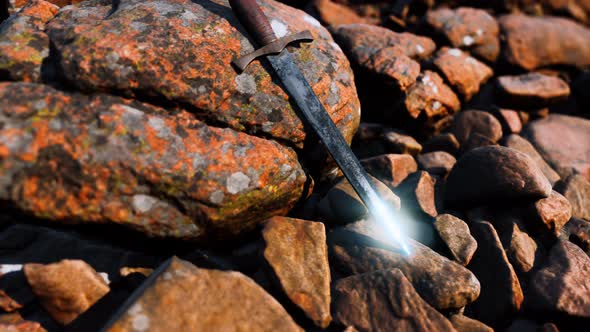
[0,270,62,332]
[40,40,63,86]
[0,0,8,24]
[105,0,121,19]
[0,205,253,270]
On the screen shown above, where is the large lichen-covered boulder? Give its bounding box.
[0,82,307,240]
[46,0,360,147]
[0,0,361,240]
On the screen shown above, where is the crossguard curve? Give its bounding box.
[232,30,314,72]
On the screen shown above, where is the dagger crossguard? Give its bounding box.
[232,30,314,72]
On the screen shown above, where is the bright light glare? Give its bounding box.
[370,199,412,256]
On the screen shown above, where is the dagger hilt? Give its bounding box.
[228,0,314,72]
[229,0,277,46]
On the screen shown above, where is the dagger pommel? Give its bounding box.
[228,0,277,46]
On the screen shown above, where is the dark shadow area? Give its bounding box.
[0,270,62,331]
[0,0,8,23]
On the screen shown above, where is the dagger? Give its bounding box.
[229,0,411,255]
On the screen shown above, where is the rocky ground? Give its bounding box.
[0,0,589,331]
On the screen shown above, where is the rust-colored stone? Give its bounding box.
[329,219,481,311]
[523,114,590,181]
[23,259,110,325]
[363,46,421,91]
[405,71,461,123]
[332,269,457,332]
[555,174,590,221]
[0,313,46,332]
[527,190,572,237]
[361,154,417,187]
[333,23,436,62]
[446,146,552,207]
[451,110,503,147]
[433,47,493,101]
[396,171,438,217]
[331,24,427,93]
[417,151,456,178]
[422,133,460,155]
[497,72,571,109]
[493,109,522,134]
[261,217,331,328]
[561,218,590,256]
[499,14,590,70]
[434,214,477,266]
[504,221,539,276]
[466,221,524,327]
[0,290,22,312]
[46,0,360,148]
[503,134,560,185]
[527,240,590,319]
[106,257,302,332]
[0,0,58,82]
[119,267,153,278]
[305,0,369,26]
[382,130,423,156]
[0,82,307,240]
[426,7,500,62]
[449,314,493,332]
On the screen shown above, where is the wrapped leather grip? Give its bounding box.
[229,0,277,46]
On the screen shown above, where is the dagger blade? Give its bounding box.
[267,50,411,255]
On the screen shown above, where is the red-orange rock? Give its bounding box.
[46,0,360,148]
[0,0,59,82]
[105,257,302,332]
[493,109,522,134]
[503,134,560,185]
[382,130,423,156]
[555,174,590,221]
[450,314,493,332]
[467,221,523,327]
[497,72,571,109]
[451,110,503,147]
[23,259,110,325]
[499,14,590,70]
[361,154,418,187]
[527,240,590,320]
[523,114,590,181]
[11,0,82,10]
[433,47,493,101]
[445,146,552,207]
[561,218,590,255]
[422,133,461,155]
[262,217,331,328]
[527,190,573,237]
[332,269,457,332]
[396,170,438,217]
[0,290,22,312]
[0,313,46,332]
[434,214,477,266]
[417,151,457,178]
[329,219,481,310]
[332,23,436,62]
[0,82,307,240]
[405,71,461,123]
[426,7,500,62]
[332,24,430,92]
[305,0,369,26]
